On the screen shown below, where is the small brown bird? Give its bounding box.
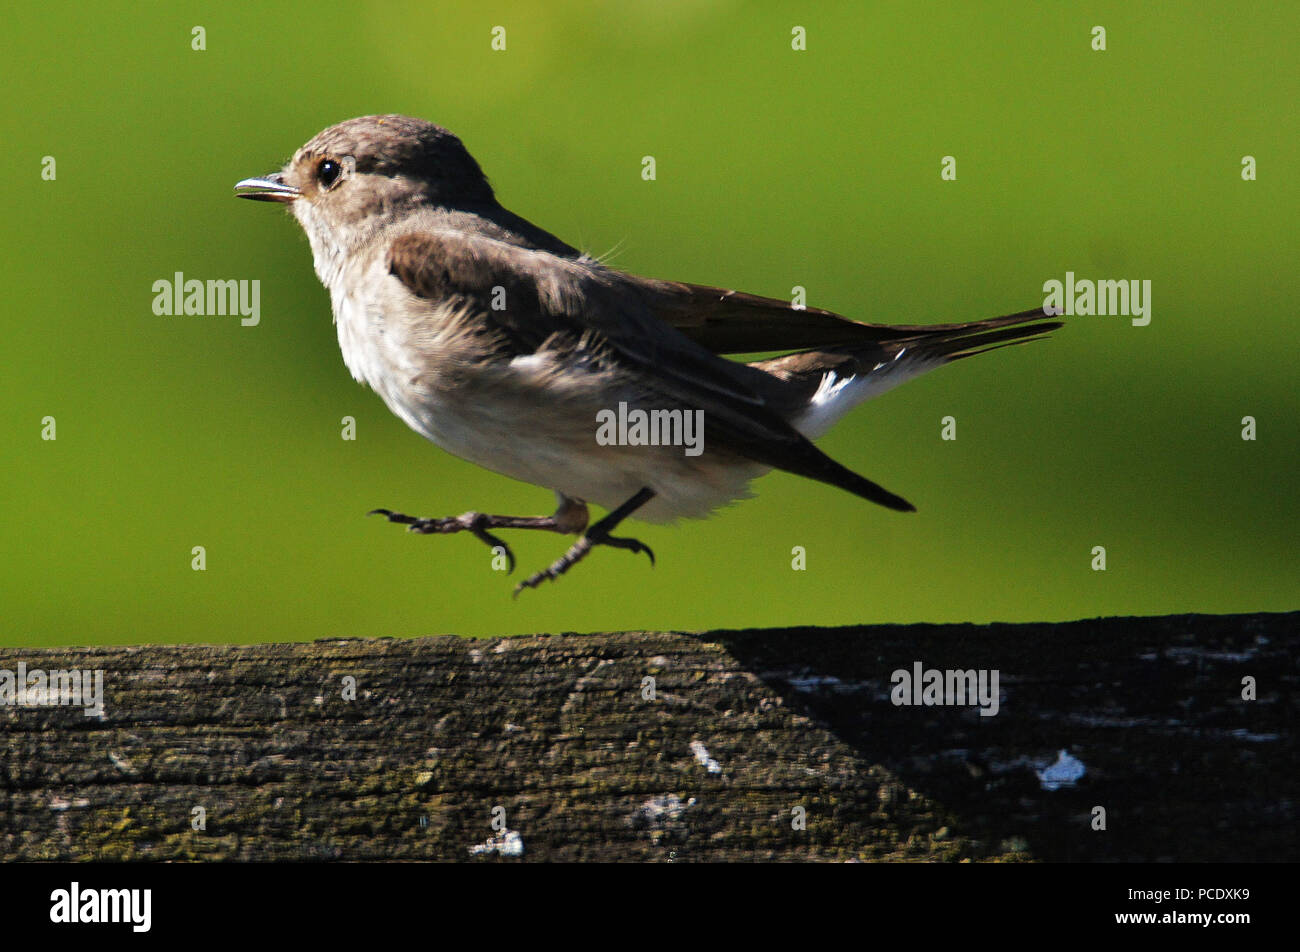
[236,115,1060,594]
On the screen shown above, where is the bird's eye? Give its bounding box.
[318,159,343,189]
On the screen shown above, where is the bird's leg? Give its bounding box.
[514,487,657,596]
[369,493,589,574]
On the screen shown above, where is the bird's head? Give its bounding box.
[235,114,496,261]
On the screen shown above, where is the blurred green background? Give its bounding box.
[3,1,1296,646]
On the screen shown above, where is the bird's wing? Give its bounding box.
[644,278,1055,356]
[387,229,915,511]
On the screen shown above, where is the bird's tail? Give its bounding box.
[894,308,1064,363]
[751,308,1063,441]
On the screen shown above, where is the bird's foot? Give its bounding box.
[514,487,657,596]
[369,508,524,570]
[369,489,656,594]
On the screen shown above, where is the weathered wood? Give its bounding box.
[1,612,1294,861]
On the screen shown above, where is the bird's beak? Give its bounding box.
[234,173,301,203]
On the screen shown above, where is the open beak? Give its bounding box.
[234,173,300,203]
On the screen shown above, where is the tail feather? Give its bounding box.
[904,314,1065,362]
[749,308,1063,442]
[754,308,1061,394]
[719,307,1062,511]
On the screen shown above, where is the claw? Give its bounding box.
[476,530,516,573]
[512,563,565,597]
[369,504,418,528]
[368,489,656,595]
[513,528,655,597]
[600,534,655,566]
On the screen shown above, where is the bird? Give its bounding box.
[235,114,1060,595]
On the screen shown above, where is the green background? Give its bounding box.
[3,1,1296,646]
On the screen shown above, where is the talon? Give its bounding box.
[621,537,655,565]
[366,489,657,594]
[591,532,655,566]
[514,521,656,595]
[369,508,420,527]
[513,569,554,597]
[477,530,516,573]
